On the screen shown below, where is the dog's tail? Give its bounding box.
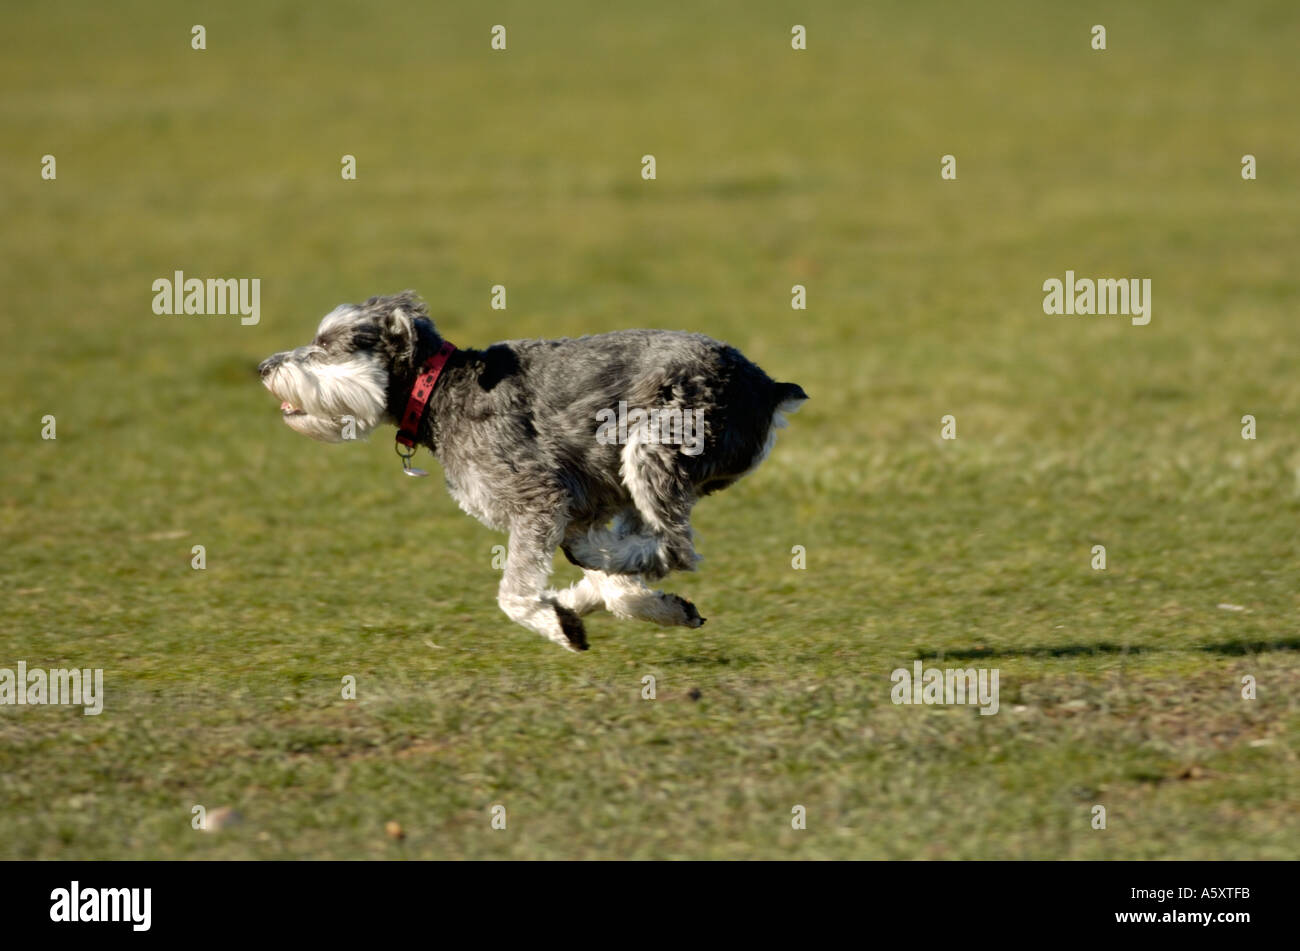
[774,381,808,415]
[761,381,807,454]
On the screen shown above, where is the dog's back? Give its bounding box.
[500,329,805,498]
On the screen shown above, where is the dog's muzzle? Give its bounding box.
[257,353,307,416]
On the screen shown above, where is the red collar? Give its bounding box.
[395,341,455,451]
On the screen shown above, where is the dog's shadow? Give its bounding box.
[913,638,1300,661]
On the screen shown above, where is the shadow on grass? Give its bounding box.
[915,638,1300,661]
[658,652,762,666]
[916,643,1152,660]
[1198,637,1300,655]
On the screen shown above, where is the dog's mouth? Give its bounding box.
[280,401,307,417]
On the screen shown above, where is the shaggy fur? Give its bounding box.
[258,292,806,652]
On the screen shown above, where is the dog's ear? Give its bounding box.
[382,304,415,340]
[378,291,434,344]
[380,307,428,359]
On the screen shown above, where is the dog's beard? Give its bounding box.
[262,353,389,443]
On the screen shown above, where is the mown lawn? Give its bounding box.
[1,0,1297,858]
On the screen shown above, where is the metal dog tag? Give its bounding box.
[396,442,429,477]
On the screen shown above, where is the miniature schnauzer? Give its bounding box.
[258,292,806,652]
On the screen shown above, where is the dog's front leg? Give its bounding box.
[499,515,588,652]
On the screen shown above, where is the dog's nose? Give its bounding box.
[257,354,282,377]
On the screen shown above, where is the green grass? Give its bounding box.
[1,0,1298,859]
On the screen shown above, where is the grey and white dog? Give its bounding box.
[258,292,806,652]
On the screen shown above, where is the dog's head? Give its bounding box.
[258,291,436,443]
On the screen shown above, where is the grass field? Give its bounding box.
[1,0,1298,859]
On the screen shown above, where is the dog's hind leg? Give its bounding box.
[589,569,704,628]
[549,571,606,617]
[558,440,701,581]
[559,516,704,627]
[563,503,696,582]
[618,435,700,579]
[499,514,589,652]
[563,527,664,577]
